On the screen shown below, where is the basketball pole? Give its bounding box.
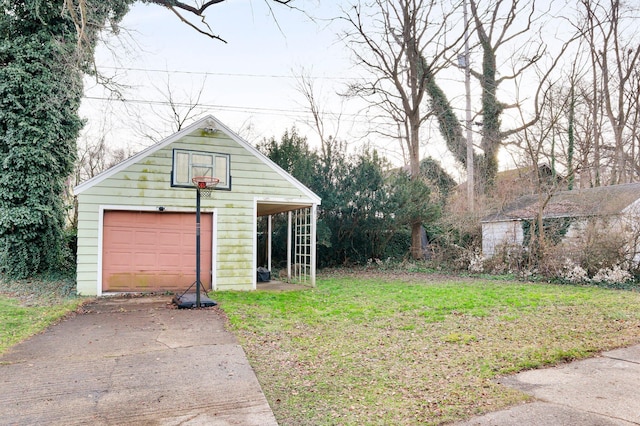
[173,177,218,309]
[195,186,202,308]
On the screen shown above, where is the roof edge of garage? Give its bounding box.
[74,115,322,206]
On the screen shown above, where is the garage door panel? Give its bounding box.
[158,231,184,246]
[135,230,160,246]
[157,214,187,227]
[109,229,133,245]
[135,253,157,268]
[106,273,193,291]
[109,252,134,268]
[158,253,189,266]
[103,211,212,292]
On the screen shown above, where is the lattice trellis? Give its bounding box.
[291,207,312,285]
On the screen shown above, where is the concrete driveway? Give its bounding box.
[455,345,640,425]
[0,296,277,425]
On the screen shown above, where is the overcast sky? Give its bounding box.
[80,2,367,154]
[81,1,567,177]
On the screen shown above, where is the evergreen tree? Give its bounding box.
[259,129,452,265]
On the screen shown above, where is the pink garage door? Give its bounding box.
[102,211,212,292]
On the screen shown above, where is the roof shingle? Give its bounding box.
[482,182,640,222]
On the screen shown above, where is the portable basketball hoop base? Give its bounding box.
[173,292,216,309]
[173,176,220,309]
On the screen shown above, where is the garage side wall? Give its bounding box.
[76,130,314,296]
[481,220,524,257]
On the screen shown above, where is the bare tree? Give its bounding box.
[578,0,640,185]
[158,75,207,132]
[128,74,208,144]
[68,122,133,227]
[507,79,573,266]
[630,66,640,181]
[558,44,614,189]
[467,0,563,193]
[570,66,611,187]
[294,69,345,179]
[341,0,462,259]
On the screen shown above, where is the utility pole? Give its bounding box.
[463,0,474,211]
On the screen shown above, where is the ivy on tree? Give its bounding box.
[1,4,81,278]
[0,1,134,278]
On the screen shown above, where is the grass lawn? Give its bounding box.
[214,272,640,425]
[0,277,84,356]
[0,296,83,355]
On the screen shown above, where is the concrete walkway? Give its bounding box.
[0,296,277,425]
[455,345,640,425]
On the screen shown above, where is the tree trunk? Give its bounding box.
[478,40,501,194]
[408,116,424,260]
[411,222,424,259]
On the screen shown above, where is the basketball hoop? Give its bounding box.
[192,176,219,197]
[174,175,221,308]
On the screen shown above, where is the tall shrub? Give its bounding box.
[259,129,451,266]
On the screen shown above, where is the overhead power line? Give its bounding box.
[96,66,352,81]
[83,95,471,117]
[95,65,465,84]
[83,95,337,117]
[81,95,388,127]
[82,94,474,128]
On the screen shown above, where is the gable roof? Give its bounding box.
[74,115,321,204]
[482,182,640,223]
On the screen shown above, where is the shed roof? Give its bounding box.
[482,182,640,223]
[74,115,321,206]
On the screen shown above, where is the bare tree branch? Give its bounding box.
[64,0,294,46]
[500,33,577,139]
[163,4,226,42]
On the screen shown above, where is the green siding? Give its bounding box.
[76,128,317,296]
